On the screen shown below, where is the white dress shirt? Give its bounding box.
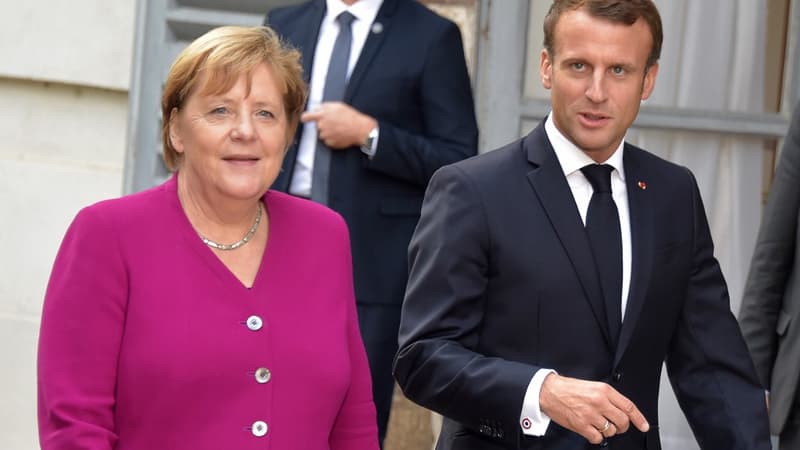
[289,0,383,197]
[519,114,633,436]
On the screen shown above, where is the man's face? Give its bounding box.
[540,8,658,163]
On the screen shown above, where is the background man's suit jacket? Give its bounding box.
[740,103,800,436]
[395,124,771,449]
[266,0,478,306]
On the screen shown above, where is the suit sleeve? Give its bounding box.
[738,104,800,389]
[329,217,380,450]
[37,207,128,450]
[393,165,537,447]
[364,21,478,187]
[665,169,771,449]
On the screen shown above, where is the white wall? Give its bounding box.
[0,1,135,448]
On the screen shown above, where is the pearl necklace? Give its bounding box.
[199,202,263,251]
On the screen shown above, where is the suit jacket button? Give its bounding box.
[600,440,609,447]
[612,371,622,382]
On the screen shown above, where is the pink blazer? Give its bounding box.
[38,175,379,450]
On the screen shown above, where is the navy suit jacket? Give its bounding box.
[394,124,771,449]
[266,0,478,305]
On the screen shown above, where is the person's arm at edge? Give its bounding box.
[38,206,129,449]
[393,164,537,448]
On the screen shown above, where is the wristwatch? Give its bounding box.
[360,126,379,157]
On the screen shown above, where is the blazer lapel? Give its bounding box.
[614,147,655,364]
[299,0,326,83]
[271,0,326,191]
[344,0,399,102]
[524,126,613,349]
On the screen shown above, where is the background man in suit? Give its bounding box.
[394,0,771,448]
[265,0,478,445]
[739,103,800,450]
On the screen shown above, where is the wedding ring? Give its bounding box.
[600,419,610,433]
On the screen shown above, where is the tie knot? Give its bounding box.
[337,11,356,27]
[581,164,614,193]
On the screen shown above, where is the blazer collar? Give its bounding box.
[344,0,398,101]
[525,123,614,350]
[614,145,654,364]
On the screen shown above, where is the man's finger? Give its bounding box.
[582,424,604,445]
[301,110,323,123]
[603,408,630,433]
[609,393,649,432]
[602,421,617,437]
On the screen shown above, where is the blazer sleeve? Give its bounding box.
[393,164,537,447]
[664,169,771,449]
[328,219,380,450]
[738,104,800,389]
[37,206,128,450]
[364,21,479,187]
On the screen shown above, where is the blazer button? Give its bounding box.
[612,371,622,382]
[600,439,609,447]
[255,367,271,384]
[246,315,263,331]
[251,420,268,437]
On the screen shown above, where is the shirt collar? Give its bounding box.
[544,113,626,181]
[326,0,383,23]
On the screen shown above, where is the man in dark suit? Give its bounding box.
[394,0,771,448]
[265,0,478,444]
[739,103,800,450]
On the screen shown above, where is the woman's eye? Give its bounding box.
[257,110,274,118]
[210,107,227,114]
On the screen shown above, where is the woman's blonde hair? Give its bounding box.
[161,25,307,171]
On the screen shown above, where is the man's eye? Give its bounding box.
[572,63,585,70]
[611,66,625,75]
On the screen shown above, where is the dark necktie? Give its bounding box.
[581,164,622,346]
[311,11,356,204]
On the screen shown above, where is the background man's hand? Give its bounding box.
[539,373,650,444]
[301,102,377,149]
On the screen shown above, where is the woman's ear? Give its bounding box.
[168,107,184,153]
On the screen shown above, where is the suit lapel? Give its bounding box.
[344,0,399,102]
[299,0,326,83]
[614,147,654,364]
[524,126,613,349]
[271,0,326,191]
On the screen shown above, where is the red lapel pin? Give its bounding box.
[637,181,647,190]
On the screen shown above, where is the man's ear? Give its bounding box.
[540,49,553,90]
[641,62,659,101]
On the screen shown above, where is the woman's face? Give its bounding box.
[169,63,289,203]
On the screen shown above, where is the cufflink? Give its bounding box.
[521,417,532,430]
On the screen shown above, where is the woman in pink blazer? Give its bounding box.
[37,25,379,450]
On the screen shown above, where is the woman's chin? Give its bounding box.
[217,179,271,202]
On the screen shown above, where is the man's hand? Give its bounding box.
[539,373,650,444]
[301,102,377,149]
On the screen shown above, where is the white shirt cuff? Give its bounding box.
[519,368,556,436]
